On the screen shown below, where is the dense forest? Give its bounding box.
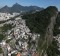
[22,6,58,35]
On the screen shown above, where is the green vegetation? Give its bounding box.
[22,6,58,34]
[0,34,5,42]
[0,48,3,53]
[0,24,13,42]
[46,38,60,56]
[11,54,16,56]
[6,39,12,43]
[53,12,60,36]
[0,24,13,32]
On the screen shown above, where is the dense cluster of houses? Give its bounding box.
[0,16,40,56]
[0,13,20,21]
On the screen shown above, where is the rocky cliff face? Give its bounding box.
[46,12,58,45]
[38,15,58,56]
[38,9,58,56]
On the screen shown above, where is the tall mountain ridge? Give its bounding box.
[0,3,43,13]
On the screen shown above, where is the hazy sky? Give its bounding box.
[0,0,60,10]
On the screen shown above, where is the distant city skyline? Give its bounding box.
[0,0,60,11]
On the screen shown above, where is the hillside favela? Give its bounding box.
[0,0,60,56]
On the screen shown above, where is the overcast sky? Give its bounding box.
[0,0,60,10]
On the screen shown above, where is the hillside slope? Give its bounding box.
[22,6,58,56]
